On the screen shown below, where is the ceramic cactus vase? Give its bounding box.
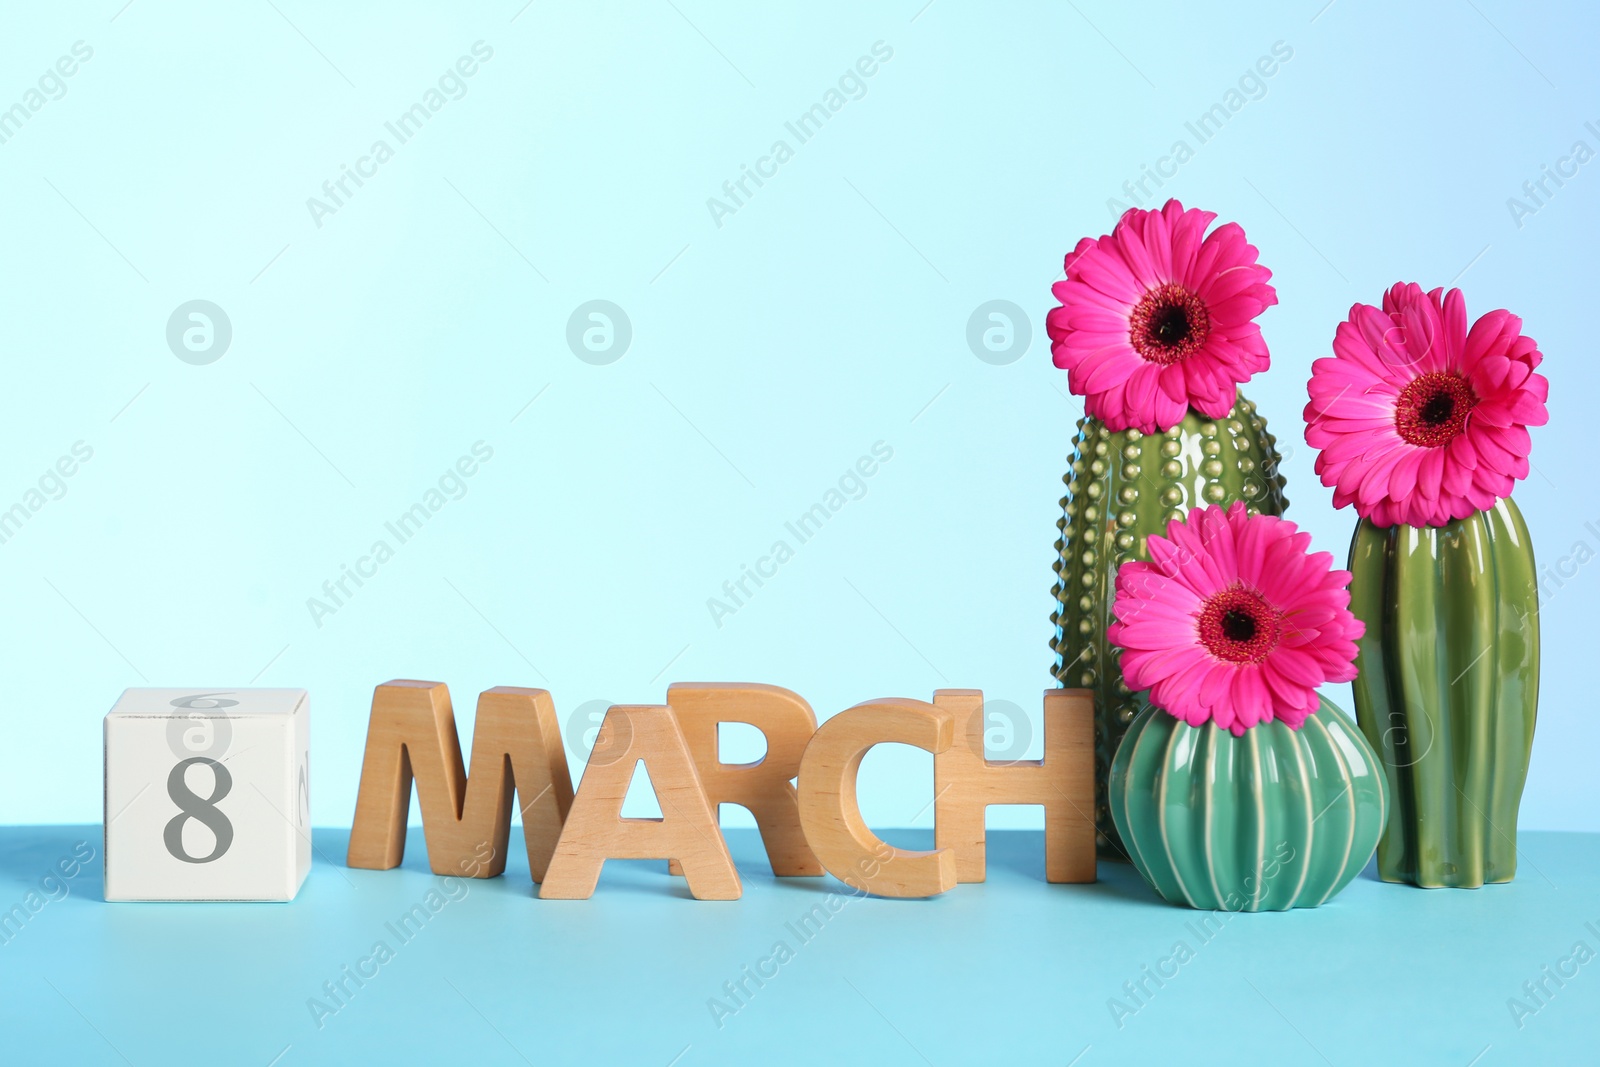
[1050,393,1289,857]
[1108,697,1387,910]
[1347,498,1540,888]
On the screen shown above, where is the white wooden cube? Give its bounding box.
[103,687,310,902]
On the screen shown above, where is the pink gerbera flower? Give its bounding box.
[1046,199,1278,434]
[1304,283,1549,527]
[1107,503,1363,735]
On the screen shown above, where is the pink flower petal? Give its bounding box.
[1049,199,1276,432]
[1108,505,1360,734]
[1303,283,1546,527]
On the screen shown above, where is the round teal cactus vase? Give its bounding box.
[1050,392,1289,858]
[1347,498,1540,888]
[1108,698,1387,910]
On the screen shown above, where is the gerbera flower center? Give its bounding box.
[1197,586,1281,665]
[1129,282,1211,366]
[1395,371,1478,447]
[1221,609,1257,642]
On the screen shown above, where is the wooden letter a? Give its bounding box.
[540,705,740,900]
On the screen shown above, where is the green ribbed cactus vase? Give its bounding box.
[1108,698,1387,910]
[1348,497,1540,888]
[1050,393,1289,858]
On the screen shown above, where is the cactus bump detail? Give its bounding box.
[1050,394,1288,857]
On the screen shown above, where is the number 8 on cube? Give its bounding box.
[104,688,311,902]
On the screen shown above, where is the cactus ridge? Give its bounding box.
[1348,497,1539,888]
[1107,697,1387,910]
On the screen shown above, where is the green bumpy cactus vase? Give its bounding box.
[1348,498,1540,888]
[1050,392,1289,858]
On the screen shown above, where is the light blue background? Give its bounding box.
[1,0,1595,834]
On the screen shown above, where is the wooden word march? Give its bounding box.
[347,681,1096,899]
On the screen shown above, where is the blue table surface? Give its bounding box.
[0,826,1596,1066]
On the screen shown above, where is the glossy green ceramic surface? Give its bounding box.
[1348,497,1540,888]
[1107,699,1387,911]
[1051,393,1289,858]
